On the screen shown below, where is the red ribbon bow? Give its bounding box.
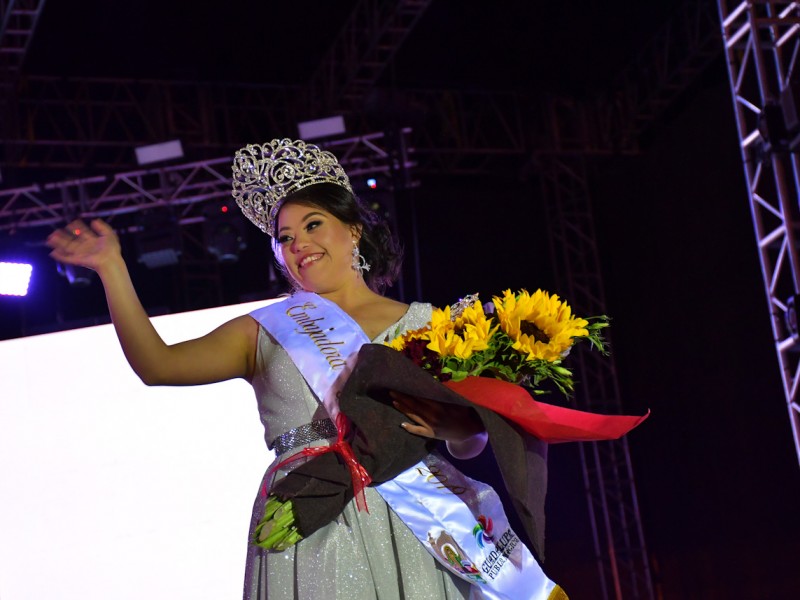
[264,413,372,512]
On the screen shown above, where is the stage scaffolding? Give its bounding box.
[0,0,728,596]
[719,0,800,464]
[539,156,654,600]
[0,131,413,232]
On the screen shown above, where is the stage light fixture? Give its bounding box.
[134,140,184,166]
[297,116,346,141]
[203,204,247,263]
[367,178,378,189]
[0,262,33,296]
[135,213,182,268]
[57,262,93,288]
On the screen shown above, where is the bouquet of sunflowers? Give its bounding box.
[387,289,608,395]
[254,289,644,555]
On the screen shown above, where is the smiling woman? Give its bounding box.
[43,138,562,600]
[270,182,402,296]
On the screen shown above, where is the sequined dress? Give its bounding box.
[243,302,472,600]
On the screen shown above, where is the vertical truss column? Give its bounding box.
[0,0,46,74]
[538,156,654,600]
[719,0,800,464]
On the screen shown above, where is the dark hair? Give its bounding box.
[273,182,403,293]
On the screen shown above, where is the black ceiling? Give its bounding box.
[24,0,683,93]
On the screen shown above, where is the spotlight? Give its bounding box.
[367,178,378,189]
[204,204,247,263]
[57,262,93,288]
[0,262,33,296]
[135,213,182,268]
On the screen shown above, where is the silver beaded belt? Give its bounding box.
[269,418,338,456]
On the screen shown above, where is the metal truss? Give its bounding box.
[538,156,654,600]
[377,89,534,173]
[719,0,800,464]
[307,0,432,114]
[0,131,413,232]
[0,0,46,74]
[1,78,537,174]
[0,0,722,175]
[601,0,721,148]
[0,77,307,170]
[0,80,639,175]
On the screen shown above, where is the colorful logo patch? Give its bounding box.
[472,515,494,548]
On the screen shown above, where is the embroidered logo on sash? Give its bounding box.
[428,530,487,584]
[473,515,495,548]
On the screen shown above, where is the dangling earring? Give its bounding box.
[352,239,371,276]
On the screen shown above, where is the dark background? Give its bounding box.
[1,1,798,598]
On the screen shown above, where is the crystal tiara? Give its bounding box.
[231,138,353,237]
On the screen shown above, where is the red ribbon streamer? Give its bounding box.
[263,413,372,512]
[444,377,648,444]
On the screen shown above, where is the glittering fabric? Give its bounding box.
[244,302,471,600]
[269,418,338,455]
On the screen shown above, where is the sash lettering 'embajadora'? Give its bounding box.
[286,302,347,370]
[250,292,560,600]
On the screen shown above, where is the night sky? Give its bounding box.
[2,1,799,597]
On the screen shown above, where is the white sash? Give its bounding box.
[250,292,560,600]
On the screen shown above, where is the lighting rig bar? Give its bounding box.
[0,131,414,233]
[719,0,800,464]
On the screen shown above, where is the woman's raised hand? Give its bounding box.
[46,217,257,386]
[46,219,121,272]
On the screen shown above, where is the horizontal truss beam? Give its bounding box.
[0,78,308,170]
[0,131,414,232]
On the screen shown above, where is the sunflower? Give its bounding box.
[424,303,497,360]
[387,305,453,351]
[453,301,498,351]
[493,289,588,362]
[426,329,481,360]
[387,328,425,352]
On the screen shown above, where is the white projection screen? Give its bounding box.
[0,301,276,600]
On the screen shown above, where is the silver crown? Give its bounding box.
[231,138,353,237]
